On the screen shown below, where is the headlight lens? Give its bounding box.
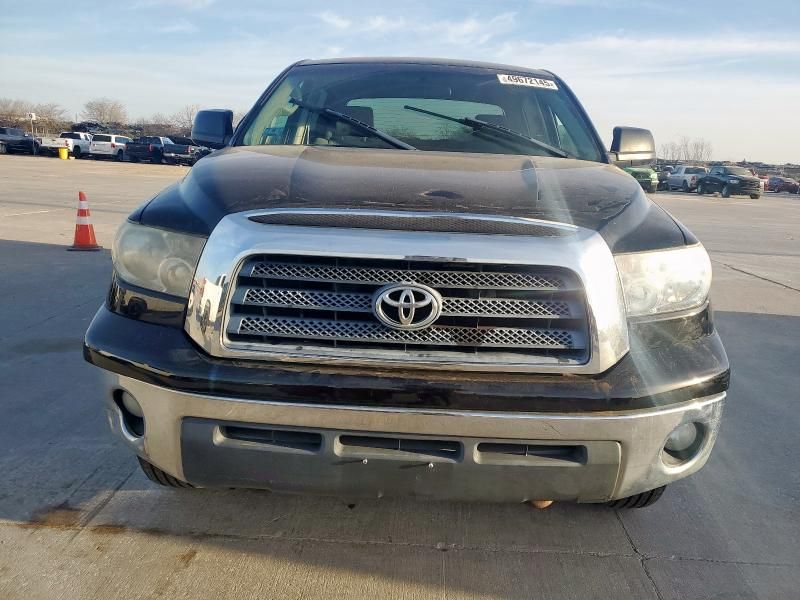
[112,222,205,297]
[615,245,711,317]
[728,178,739,184]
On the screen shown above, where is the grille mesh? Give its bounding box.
[236,316,575,349]
[242,288,571,318]
[226,255,589,360]
[250,262,566,290]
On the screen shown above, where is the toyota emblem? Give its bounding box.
[373,283,442,330]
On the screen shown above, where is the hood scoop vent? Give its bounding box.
[248,210,576,237]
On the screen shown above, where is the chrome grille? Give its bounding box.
[248,262,567,290]
[248,212,574,236]
[226,255,589,360]
[233,316,576,348]
[239,288,572,318]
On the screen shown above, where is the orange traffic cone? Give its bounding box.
[67,191,102,251]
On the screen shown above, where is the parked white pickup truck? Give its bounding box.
[38,132,93,158]
[667,165,708,192]
[90,134,132,161]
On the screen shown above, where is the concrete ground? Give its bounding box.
[0,154,798,600]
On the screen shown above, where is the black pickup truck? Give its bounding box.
[126,136,208,165]
[84,58,729,509]
[696,165,761,199]
[0,126,38,154]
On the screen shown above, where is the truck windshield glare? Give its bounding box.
[238,64,603,160]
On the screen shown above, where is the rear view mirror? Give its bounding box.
[192,109,233,149]
[609,126,655,166]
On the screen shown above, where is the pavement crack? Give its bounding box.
[711,258,800,293]
[66,466,137,543]
[615,511,665,600]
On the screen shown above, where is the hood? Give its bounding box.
[137,145,688,253]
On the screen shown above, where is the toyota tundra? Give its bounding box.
[84,58,729,508]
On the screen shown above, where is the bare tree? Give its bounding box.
[677,135,692,162]
[232,109,247,128]
[0,98,32,126]
[82,98,128,124]
[31,102,68,134]
[689,138,713,163]
[660,137,713,164]
[170,104,200,134]
[659,141,681,164]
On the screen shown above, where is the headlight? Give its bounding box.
[615,245,711,317]
[112,221,206,297]
[728,179,739,184]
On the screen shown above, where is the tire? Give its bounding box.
[721,185,731,198]
[73,146,82,159]
[681,180,689,192]
[0,143,6,154]
[151,151,162,164]
[696,183,704,195]
[116,150,124,162]
[130,156,140,163]
[750,194,760,200]
[647,183,656,193]
[138,457,194,488]
[607,486,666,509]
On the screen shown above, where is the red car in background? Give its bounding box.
[748,169,768,192]
[767,176,799,194]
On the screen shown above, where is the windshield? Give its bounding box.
[726,167,751,177]
[238,63,603,161]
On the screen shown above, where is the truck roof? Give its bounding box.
[296,57,554,79]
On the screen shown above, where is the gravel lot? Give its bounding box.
[1,154,798,600]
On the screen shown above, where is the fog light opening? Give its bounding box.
[114,389,145,438]
[663,422,704,464]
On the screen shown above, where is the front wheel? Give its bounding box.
[750,194,760,200]
[607,486,666,509]
[696,183,705,195]
[138,457,194,488]
[681,180,689,192]
[721,185,731,198]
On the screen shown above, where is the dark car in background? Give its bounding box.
[623,165,658,193]
[767,176,799,194]
[126,135,209,165]
[696,165,761,199]
[0,126,38,154]
[654,165,673,191]
[167,136,212,165]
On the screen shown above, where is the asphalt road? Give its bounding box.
[0,154,798,600]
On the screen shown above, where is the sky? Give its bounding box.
[1,0,799,163]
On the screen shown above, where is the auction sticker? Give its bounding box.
[497,74,558,90]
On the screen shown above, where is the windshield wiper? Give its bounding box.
[289,97,416,150]
[403,104,569,158]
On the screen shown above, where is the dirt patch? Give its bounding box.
[177,549,197,568]
[22,501,83,528]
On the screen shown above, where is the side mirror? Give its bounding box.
[191,109,233,149]
[609,126,655,167]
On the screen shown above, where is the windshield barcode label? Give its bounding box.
[497,74,558,90]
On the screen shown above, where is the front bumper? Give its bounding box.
[87,305,729,502]
[104,371,724,503]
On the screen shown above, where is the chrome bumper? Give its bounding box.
[104,372,725,503]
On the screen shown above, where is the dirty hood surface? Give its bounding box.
[139,145,686,252]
